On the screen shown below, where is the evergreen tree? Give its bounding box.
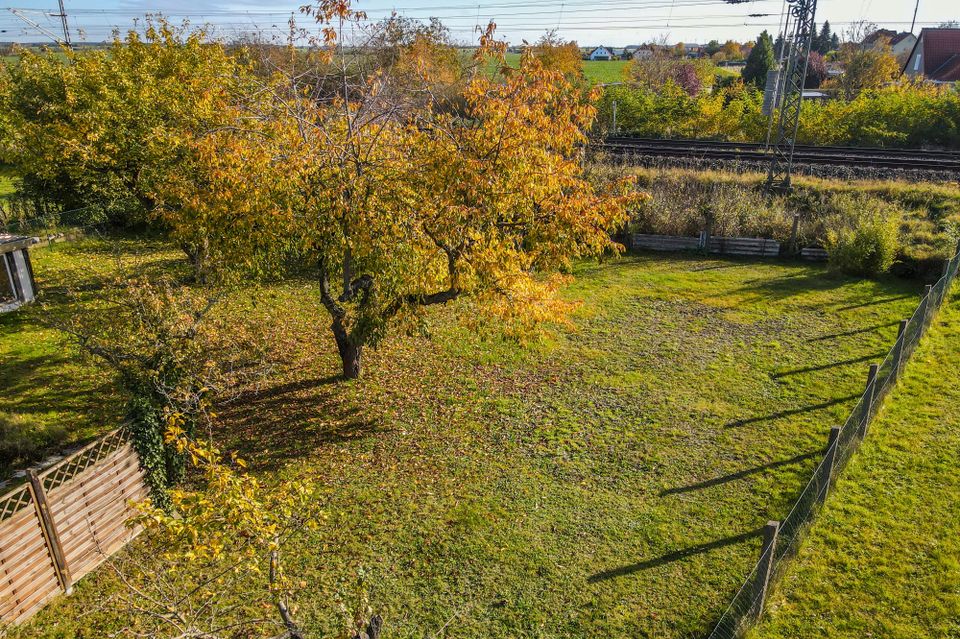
[774,33,785,58]
[743,30,776,89]
[817,21,835,54]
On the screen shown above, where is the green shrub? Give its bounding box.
[824,195,901,275]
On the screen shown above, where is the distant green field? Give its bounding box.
[498,52,629,84]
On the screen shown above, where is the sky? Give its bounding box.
[1,0,957,46]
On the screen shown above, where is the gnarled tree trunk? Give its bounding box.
[334,331,363,380]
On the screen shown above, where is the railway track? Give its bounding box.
[599,137,960,173]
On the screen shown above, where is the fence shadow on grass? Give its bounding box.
[588,528,765,583]
[833,293,915,313]
[725,394,859,429]
[660,450,821,497]
[807,321,900,342]
[772,354,884,379]
[706,244,960,639]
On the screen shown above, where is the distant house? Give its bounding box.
[588,46,615,61]
[903,28,960,84]
[684,43,704,58]
[865,29,917,57]
[1,235,37,313]
[631,49,654,61]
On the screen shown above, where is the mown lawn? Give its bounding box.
[752,290,960,639]
[6,237,925,637]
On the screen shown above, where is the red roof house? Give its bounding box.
[903,28,960,83]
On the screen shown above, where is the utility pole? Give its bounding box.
[910,0,920,34]
[7,8,65,45]
[765,0,818,195]
[55,0,71,47]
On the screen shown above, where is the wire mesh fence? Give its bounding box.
[706,243,960,639]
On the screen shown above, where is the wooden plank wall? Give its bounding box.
[0,430,147,628]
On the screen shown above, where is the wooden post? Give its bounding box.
[893,319,908,380]
[861,364,879,438]
[27,470,72,594]
[819,427,842,504]
[702,213,715,254]
[788,213,800,256]
[753,520,780,620]
[921,284,933,335]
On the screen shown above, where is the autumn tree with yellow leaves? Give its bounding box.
[164,1,641,380]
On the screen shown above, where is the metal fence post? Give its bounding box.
[860,364,879,438]
[753,521,780,621]
[819,427,841,504]
[893,319,908,380]
[27,470,73,594]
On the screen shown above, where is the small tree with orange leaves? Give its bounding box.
[163,3,641,380]
[531,30,585,80]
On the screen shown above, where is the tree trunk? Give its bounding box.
[333,328,363,379]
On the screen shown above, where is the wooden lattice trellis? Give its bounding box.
[0,483,33,523]
[38,428,129,493]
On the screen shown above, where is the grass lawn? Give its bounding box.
[5,236,925,637]
[752,290,960,639]
[0,236,185,479]
[0,165,15,198]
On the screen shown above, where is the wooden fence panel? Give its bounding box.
[631,234,701,252]
[630,234,781,257]
[708,237,781,257]
[0,429,148,627]
[41,431,146,584]
[0,485,61,625]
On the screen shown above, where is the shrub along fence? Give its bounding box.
[0,429,147,626]
[706,240,960,639]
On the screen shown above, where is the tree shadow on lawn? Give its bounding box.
[587,527,765,582]
[217,374,382,473]
[660,449,821,497]
[0,345,120,473]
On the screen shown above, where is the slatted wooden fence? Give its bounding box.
[0,429,147,627]
[707,236,781,258]
[631,233,782,258]
[631,234,702,252]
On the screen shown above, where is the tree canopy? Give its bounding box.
[743,30,776,89]
[158,8,640,379]
[0,20,255,234]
